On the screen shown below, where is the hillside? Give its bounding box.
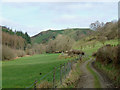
[31,28,93,44]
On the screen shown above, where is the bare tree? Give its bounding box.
[90,21,104,31]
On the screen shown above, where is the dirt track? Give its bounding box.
[77,59,114,88]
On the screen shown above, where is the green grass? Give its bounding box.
[60,60,82,88]
[75,39,118,88]
[73,39,118,56]
[95,61,120,87]
[2,54,73,88]
[31,28,92,44]
[31,30,64,44]
[86,60,101,88]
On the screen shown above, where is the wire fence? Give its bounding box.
[26,56,82,89]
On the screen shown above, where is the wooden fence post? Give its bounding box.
[66,62,68,74]
[60,64,62,85]
[71,61,73,70]
[53,67,56,88]
[68,62,70,72]
[34,80,37,90]
[64,63,66,79]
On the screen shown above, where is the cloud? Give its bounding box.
[0,17,43,36]
[1,0,119,2]
[53,13,117,28]
[0,2,118,36]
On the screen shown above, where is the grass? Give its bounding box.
[2,39,118,88]
[73,39,118,56]
[2,54,74,88]
[32,28,92,44]
[95,61,120,87]
[75,39,118,88]
[59,60,82,88]
[86,60,101,88]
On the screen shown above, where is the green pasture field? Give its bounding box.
[2,54,73,88]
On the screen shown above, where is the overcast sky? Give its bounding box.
[0,1,118,36]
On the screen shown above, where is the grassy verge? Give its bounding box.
[86,60,101,88]
[95,61,120,87]
[59,60,82,88]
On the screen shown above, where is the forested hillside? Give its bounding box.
[85,21,118,41]
[2,26,31,60]
[2,26,31,45]
[31,28,93,44]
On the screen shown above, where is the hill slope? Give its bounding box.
[31,28,93,44]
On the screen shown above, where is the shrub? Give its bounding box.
[25,49,34,55]
[2,45,16,60]
[96,45,112,64]
[16,50,26,57]
[113,45,120,66]
[96,44,120,67]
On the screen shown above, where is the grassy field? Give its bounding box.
[2,54,73,88]
[74,39,118,56]
[2,39,118,88]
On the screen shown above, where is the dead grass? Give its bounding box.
[37,81,53,88]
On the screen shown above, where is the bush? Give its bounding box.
[96,44,120,67]
[2,46,16,60]
[26,49,34,55]
[113,45,120,66]
[96,45,113,64]
[16,50,26,57]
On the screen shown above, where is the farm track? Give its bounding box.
[77,60,94,88]
[91,61,115,88]
[77,59,114,88]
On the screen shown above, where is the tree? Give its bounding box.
[90,21,104,31]
[25,32,31,44]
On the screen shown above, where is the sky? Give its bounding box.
[0,1,118,36]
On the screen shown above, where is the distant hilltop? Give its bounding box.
[31,28,93,44]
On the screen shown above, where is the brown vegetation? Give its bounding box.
[90,20,118,40]
[37,81,52,88]
[2,32,26,50]
[67,49,84,56]
[95,44,120,67]
[46,35,75,53]
[16,50,26,57]
[2,45,17,60]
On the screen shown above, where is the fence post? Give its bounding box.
[68,62,70,72]
[71,61,73,70]
[53,67,56,88]
[64,63,66,79]
[60,64,62,85]
[69,61,71,70]
[34,80,37,90]
[66,62,68,74]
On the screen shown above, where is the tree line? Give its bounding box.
[2,26,31,60]
[2,26,31,44]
